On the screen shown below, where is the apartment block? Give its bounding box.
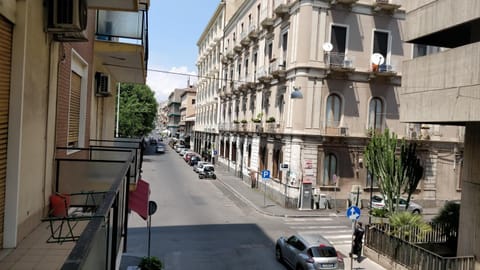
[197,0,464,210]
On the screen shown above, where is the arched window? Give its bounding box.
[368,97,384,131]
[323,153,337,186]
[326,94,342,127]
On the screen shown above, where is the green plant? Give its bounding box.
[389,211,432,242]
[138,256,163,270]
[371,208,389,218]
[233,120,240,124]
[251,118,261,123]
[266,116,276,123]
[241,119,248,124]
[432,201,460,246]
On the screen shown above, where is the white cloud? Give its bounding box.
[146,65,198,103]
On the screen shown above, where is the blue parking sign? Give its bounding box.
[261,170,270,179]
[346,206,361,220]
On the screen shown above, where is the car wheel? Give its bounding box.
[199,175,203,179]
[296,264,304,270]
[412,209,421,214]
[212,174,216,179]
[275,246,283,262]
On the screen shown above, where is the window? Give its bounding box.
[192,99,196,105]
[373,30,389,62]
[326,94,341,127]
[323,153,337,186]
[68,71,81,147]
[282,31,288,66]
[267,42,273,61]
[368,97,383,131]
[331,25,347,53]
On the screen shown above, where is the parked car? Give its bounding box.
[156,143,166,153]
[198,165,216,179]
[184,152,196,162]
[189,156,202,166]
[275,233,344,270]
[193,161,208,172]
[371,195,423,214]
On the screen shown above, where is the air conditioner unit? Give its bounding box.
[47,0,88,33]
[95,72,110,96]
[340,127,348,136]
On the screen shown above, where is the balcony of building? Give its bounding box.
[257,66,273,84]
[269,60,287,79]
[400,42,480,123]
[372,0,401,13]
[330,0,358,6]
[88,0,149,11]
[326,52,356,73]
[240,31,251,47]
[274,0,292,19]
[248,24,260,40]
[0,139,143,270]
[260,8,275,30]
[369,61,399,80]
[94,8,148,84]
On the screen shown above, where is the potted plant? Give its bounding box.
[240,119,248,124]
[138,256,163,270]
[251,113,263,123]
[266,116,276,123]
[233,120,240,124]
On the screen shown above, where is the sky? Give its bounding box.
[146,1,220,103]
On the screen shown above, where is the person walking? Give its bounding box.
[352,222,365,262]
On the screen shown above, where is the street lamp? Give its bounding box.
[290,86,303,99]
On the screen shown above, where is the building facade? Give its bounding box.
[179,86,197,145]
[167,88,187,137]
[400,0,479,267]
[198,0,464,209]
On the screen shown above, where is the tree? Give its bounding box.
[364,129,423,213]
[118,83,158,137]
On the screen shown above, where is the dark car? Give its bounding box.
[156,143,166,153]
[189,155,201,166]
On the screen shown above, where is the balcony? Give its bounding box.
[240,31,251,46]
[323,122,348,136]
[233,43,243,54]
[370,62,398,78]
[95,9,148,84]
[274,0,291,18]
[269,60,287,79]
[248,25,260,40]
[260,8,275,30]
[330,0,358,5]
[257,66,273,84]
[373,0,401,13]
[327,52,355,73]
[265,121,283,133]
[87,0,149,11]
[0,139,143,269]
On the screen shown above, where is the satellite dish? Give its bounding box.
[371,53,385,65]
[322,42,333,52]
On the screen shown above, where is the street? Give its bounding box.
[121,145,364,270]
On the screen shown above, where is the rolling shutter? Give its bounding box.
[68,72,81,147]
[0,15,13,248]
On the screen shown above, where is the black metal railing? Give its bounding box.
[366,224,475,270]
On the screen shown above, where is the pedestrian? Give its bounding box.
[352,222,365,262]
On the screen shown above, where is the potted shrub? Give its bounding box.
[138,256,163,270]
[240,119,248,124]
[266,116,276,123]
[233,120,240,124]
[251,113,263,123]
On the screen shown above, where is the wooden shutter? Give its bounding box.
[0,15,13,248]
[68,72,81,147]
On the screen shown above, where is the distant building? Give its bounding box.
[179,86,197,145]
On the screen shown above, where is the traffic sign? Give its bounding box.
[261,170,270,179]
[346,206,361,220]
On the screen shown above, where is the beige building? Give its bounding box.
[179,86,197,143]
[400,0,480,267]
[197,0,464,208]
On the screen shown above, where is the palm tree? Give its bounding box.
[389,211,432,242]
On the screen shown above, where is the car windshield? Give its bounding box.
[309,246,337,257]
[204,166,214,172]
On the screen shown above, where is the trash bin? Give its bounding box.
[319,194,328,209]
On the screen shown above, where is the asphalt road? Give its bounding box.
[121,144,357,270]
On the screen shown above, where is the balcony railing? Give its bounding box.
[366,223,475,270]
[326,52,355,72]
[54,138,143,269]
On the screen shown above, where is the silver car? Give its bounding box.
[371,195,423,214]
[275,234,344,270]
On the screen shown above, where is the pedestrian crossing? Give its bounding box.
[283,217,354,246]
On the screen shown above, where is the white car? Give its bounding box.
[371,195,423,214]
[197,163,214,174]
[193,161,208,173]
